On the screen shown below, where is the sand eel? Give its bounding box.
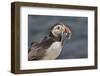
[28,23,71,60]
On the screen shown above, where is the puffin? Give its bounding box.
[28,23,72,60]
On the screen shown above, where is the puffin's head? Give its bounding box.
[49,23,72,40]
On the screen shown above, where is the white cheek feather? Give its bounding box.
[42,42,62,60]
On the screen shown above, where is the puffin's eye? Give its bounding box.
[57,26,60,29]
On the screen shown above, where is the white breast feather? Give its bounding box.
[42,42,62,60]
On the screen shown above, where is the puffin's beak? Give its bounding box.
[61,25,72,46]
[63,26,72,39]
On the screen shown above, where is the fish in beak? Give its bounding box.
[61,25,72,45]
